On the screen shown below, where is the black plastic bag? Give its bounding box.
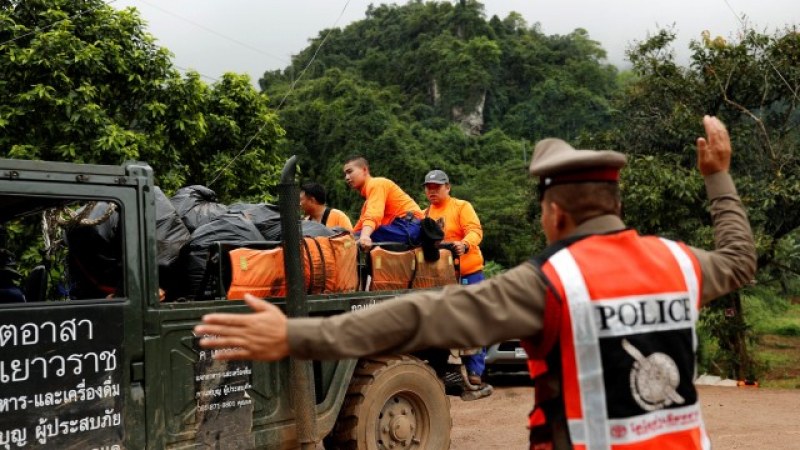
[170,185,227,233]
[178,213,264,300]
[228,203,282,241]
[154,187,191,268]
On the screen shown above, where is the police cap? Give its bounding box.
[529,138,626,196]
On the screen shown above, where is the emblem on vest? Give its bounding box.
[622,338,685,411]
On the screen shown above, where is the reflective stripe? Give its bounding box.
[659,239,712,450]
[568,419,586,444]
[550,249,610,450]
[659,239,700,352]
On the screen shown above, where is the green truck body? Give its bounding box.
[0,158,453,450]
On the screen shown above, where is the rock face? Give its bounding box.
[451,92,485,136]
[430,76,485,137]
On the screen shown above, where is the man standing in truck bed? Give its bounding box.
[343,156,424,250]
[197,116,756,449]
[423,169,490,391]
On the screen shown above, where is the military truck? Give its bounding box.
[0,157,462,449]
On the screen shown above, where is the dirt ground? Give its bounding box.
[450,377,800,449]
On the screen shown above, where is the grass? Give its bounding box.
[748,300,800,388]
[698,293,800,388]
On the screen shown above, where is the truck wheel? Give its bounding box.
[328,355,451,450]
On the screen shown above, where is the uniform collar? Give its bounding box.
[570,214,626,237]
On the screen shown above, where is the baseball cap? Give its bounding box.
[423,170,449,185]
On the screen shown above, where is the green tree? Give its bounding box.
[610,27,800,379]
[260,0,621,265]
[0,0,283,201]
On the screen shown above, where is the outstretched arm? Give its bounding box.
[195,294,289,360]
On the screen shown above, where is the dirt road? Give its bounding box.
[450,380,800,449]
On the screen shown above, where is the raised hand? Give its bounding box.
[696,115,732,176]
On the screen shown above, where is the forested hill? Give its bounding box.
[259,0,620,264]
[3,0,799,379]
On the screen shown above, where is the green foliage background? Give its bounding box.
[2,0,799,381]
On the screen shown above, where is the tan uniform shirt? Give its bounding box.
[288,172,756,360]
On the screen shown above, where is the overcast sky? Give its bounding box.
[113,0,799,86]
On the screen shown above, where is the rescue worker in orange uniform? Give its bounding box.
[299,182,353,231]
[423,169,490,389]
[197,116,756,449]
[343,156,424,250]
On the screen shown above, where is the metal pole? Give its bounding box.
[278,156,318,449]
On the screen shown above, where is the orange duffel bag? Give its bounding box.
[369,245,416,291]
[227,246,286,299]
[411,248,458,289]
[328,233,358,292]
[302,236,335,295]
[227,233,358,299]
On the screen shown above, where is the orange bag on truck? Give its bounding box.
[369,246,416,291]
[227,246,286,299]
[227,233,358,299]
[328,233,358,292]
[302,236,335,294]
[411,248,458,289]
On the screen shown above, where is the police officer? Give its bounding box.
[196,116,756,449]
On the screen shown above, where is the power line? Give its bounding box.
[135,0,289,66]
[208,0,353,187]
[0,0,119,47]
[173,65,220,83]
[720,0,799,101]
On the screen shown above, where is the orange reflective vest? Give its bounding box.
[521,230,711,450]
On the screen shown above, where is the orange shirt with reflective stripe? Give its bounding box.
[353,177,423,232]
[425,197,484,275]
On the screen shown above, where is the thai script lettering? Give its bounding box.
[0,319,93,348]
[194,367,252,382]
[0,350,117,384]
[0,379,121,413]
[0,427,27,449]
[351,299,377,311]
[194,383,252,399]
[628,410,700,436]
[33,409,122,446]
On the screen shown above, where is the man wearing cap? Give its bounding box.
[197,116,756,449]
[423,169,489,388]
[343,156,424,249]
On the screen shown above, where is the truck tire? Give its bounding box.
[327,355,451,450]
